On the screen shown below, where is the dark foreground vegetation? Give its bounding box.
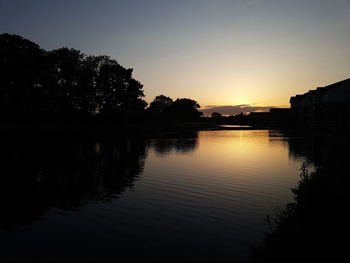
[251,132,350,262]
[0,34,202,127]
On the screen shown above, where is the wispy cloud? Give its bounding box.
[200,104,276,116]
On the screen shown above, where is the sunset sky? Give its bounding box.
[1,0,350,113]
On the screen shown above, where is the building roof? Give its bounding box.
[290,77,350,103]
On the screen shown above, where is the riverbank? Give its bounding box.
[251,131,350,262]
[251,165,348,262]
[0,120,217,137]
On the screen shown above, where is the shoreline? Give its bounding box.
[0,121,218,137]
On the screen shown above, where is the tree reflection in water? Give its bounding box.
[0,132,199,229]
[147,132,198,157]
[0,134,147,228]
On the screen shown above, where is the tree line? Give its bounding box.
[0,34,202,122]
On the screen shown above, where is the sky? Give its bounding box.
[1,0,350,113]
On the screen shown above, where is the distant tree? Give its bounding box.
[211,112,222,118]
[147,96,202,121]
[171,98,202,120]
[148,95,173,113]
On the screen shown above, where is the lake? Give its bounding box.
[0,129,307,262]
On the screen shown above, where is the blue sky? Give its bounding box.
[1,0,350,111]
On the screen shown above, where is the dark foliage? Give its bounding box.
[148,95,174,114]
[211,112,222,118]
[0,34,147,122]
[251,161,349,262]
[147,95,202,121]
[0,34,47,119]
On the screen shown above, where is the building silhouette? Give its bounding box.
[290,78,350,127]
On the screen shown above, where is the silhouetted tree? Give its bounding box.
[211,112,222,118]
[147,95,202,121]
[0,33,147,122]
[48,47,85,118]
[95,59,147,119]
[148,95,174,113]
[78,55,104,116]
[171,98,202,120]
[1,34,203,123]
[0,34,47,119]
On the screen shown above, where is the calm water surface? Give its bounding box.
[0,129,306,262]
